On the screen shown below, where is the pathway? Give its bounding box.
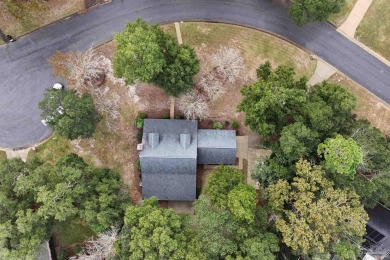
[307,59,337,86]
[338,0,373,38]
[1,0,390,148]
[4,147,32,162]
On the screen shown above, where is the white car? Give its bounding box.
[52,83,64,90]
[41,116,54,126]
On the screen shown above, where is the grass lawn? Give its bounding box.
[0,0,83,40]
[0,150,7,160]
[179,22,316,79]
[328,73,390,136]
[356,0,390,61]
[329,0,358,26]
[52,217,95,248]
[27,133,72,165]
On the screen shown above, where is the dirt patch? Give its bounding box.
[328,73,390,136]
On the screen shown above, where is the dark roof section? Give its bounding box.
[365,204,390,256]
[141,119,198,159]
[142,172,196,201]
[197,129,237,165]
[140,158,197,176]
[367,204,390,237]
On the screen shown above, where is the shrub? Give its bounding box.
[136,160,141,170]
[225,120,230,126]
[232,121,239,129]
[174,114,183,119]
[137,132,143,142]
[162,114,170,119]
[208,120,214,126]
[139,112,147,119]
[212,122,223,130]
[135,118,144,129]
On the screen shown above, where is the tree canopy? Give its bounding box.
[115,197,206,260]
[317,134,363,178]
[227,184,257,224]
[39,89,100,140]
[289,0,346,26]
[205,166,244,209]
[237,64,307,138]
[113,19,199,96]
[0,154,128,258]
[266,159,368,256]
[279,122,319,161]
[192,195,279,259]
[113,19,165,84]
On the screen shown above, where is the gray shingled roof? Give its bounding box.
[197,129,236,165]
[142,172,196,201]
[141,119,197,159]
[197,129,236,148]
[365,204,390,256]
[140,120,237,201]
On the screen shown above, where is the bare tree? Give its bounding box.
[92,87,121,131]
[177,89,209,120]
[76,226,119,260]
[198,73,225,101]
[68,47,107,93]
[101,56,127,87]
[211,47,243,84]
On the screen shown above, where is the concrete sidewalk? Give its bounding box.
[338,0,373,38]
[307,59,336,86]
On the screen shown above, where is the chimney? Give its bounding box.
[180,134,191,150]
[148,133,159,149]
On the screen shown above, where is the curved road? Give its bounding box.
[0,0,389,148]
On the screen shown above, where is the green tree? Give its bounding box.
[205,166,244,209]
[317,134,363,178]
[113,19,199,96]
[251,156,292,187]
[351,120,390,175]
[332,240,359,260]
[241,233,280,260]
[266,159,368,256]
[39,89,100,140]
[279,122,319,161]
[78,167,128,232]
[237,64,307,137]
[227,184,257,223]
[113,19,165,83]
[0,158,49,259]
[289,0,346,26]
[115,197,206,260]
[155,44,200,96]
[0,155,127,258]
[256,60,272,80]
[308,82,356,137]
[192,195,279,259]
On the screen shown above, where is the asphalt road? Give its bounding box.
[0,0,389,148]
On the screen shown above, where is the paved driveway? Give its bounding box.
[0,0,389,148]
